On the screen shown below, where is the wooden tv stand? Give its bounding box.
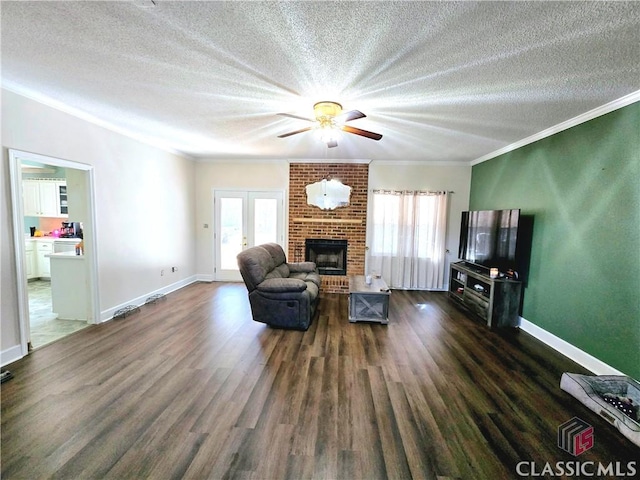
[448,261,522,328]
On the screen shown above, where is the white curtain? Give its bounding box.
[368,190,449,290]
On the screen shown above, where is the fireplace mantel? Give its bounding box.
[292,217,362,224]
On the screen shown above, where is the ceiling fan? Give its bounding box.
[277,101,383,148]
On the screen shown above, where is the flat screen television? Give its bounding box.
[458,209,521,274]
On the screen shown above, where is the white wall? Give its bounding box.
[368,162,472,286]
[194,160,289,279]
[1,89,196,363]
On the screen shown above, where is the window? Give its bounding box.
[369,190,448,290]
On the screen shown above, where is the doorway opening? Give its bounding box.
[9,150,99,355]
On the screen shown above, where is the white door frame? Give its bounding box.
[8,149,101,357]
[213,189,285,281]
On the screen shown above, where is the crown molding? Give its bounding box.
[287,158,372,164]
[3,85,192,159]
[471,90,640,166]
[371,160,470,167]
[193,157,288,164]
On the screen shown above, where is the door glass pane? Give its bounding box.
[220,198,243,270]
[253,198,278,246]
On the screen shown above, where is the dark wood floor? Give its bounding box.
[1,282,637,479]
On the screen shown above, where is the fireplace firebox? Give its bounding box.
[305,239,347,276]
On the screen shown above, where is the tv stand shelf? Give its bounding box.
[448,261,522,328]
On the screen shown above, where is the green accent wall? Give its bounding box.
[470,102,640,379]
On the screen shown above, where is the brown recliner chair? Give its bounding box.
[236,243,321,330]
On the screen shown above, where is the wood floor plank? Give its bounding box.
[367,365,412,479]
[350,368,387,477]
[2,281,638,480]
[290,356,324,457]
[385,380,439,479]
[182,427,250,479]
[313,324,340,479]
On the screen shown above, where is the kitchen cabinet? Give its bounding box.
[23,181,41,216]
[22,179,68,218]
[25,240,37,280]
[36,241,52,278]
[47,252,89,321]
[58,183,68,216]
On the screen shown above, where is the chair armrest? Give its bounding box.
[288,262,317,273]
[257,277,307,293]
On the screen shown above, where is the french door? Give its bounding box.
[213,190,284,281]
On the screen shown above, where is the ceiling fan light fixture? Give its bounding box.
[276,101,381,147]
[314,101,342,120]
[318,123,338,146]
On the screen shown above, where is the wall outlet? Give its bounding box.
[161,269,164,276]
[171,266,177,273]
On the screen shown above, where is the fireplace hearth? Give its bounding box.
[305,239,347,276]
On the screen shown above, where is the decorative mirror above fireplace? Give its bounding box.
[305,178,351,210]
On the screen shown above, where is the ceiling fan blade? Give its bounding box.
[327,139,338,148]
[341,125,383,141]
[336,110,366,123]
[277,126,312,138]
[277,113,315,122]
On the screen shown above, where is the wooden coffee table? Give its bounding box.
[348,275,391,324]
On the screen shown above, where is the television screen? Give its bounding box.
[458,209,520,271]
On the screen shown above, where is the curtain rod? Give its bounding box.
[371,189,454,195]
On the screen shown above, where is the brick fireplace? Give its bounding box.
[289,163,368,294]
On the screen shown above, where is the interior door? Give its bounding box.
[214,190,284,281]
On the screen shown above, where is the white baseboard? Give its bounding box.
[196,274,214,282]
[519,318,625,376]
[1,345,24,368]
[99,275,199,322]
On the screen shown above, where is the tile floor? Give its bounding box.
[28,279,89,348]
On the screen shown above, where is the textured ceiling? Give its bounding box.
[2,1,639,163]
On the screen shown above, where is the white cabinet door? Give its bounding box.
[26,249,35,279]
[23,181,41,216]
[56,182,68,217]
[38,182,59,217]
[25,241,37,279]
